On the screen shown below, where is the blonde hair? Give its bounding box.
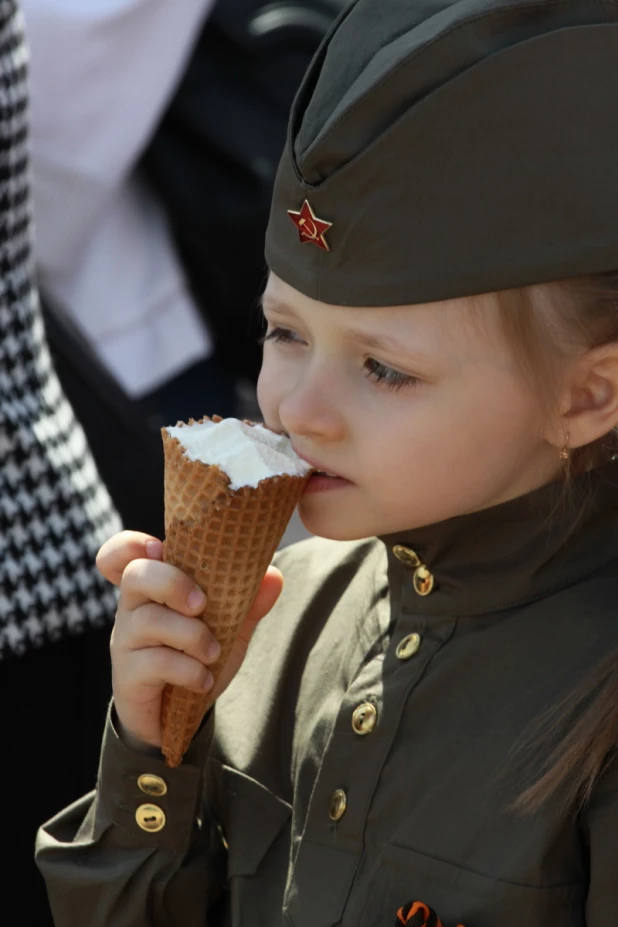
[495,271,618,811]
[495,271,618,473]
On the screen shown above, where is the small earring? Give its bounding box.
[559,431,570,461]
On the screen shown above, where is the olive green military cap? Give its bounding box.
[265,0,618,306]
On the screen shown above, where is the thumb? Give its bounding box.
[209,566,284,703]
[236,565,284,652]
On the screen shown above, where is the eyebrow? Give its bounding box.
[260,296,297,318]
[261,296,419,359]
[345,327,408,356]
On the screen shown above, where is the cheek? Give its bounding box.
[461,375,542,450]
[256,366,276,421]
[374,374,541,482]
[422,373,545,500]
[256,349,291,422]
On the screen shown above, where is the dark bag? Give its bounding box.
[141,0,348,382]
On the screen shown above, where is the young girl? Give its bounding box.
[37,2,618,925]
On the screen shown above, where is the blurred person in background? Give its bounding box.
[22,0,347,538]
[0,1,121,922]
[22,0,223,539]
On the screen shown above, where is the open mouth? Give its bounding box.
[292,445,351,488]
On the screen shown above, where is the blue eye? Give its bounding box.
[260,326,303,346]
[364,358,419,391]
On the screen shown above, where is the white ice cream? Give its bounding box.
[166,418,312,490]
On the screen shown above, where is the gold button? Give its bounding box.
[135,804,166,833]
[396,632,421,660]
[351,702,378,736]
[413,565,435,596]
[328,789,347,821]
[137,774,168,798]
[392,545,421,568]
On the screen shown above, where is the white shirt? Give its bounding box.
[22,0,217,398]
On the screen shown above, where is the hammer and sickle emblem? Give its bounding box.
[287,200,332,252]
[299,216,318,240]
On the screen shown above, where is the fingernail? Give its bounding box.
[187,588,206,610]
[203,671,214,691]
[146,540,163,560]
[206,639,221,663]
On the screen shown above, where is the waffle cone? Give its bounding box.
[160,417,310,766]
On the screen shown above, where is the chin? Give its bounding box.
[297,501,377,542]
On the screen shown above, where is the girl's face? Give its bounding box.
[257,274,563,540]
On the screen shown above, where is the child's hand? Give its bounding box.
[97,531,283,750]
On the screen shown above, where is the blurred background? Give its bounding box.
[0,1,347,922]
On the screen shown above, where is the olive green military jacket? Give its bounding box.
[37,465,618,927]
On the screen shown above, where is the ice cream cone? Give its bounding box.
[160,416,310,766]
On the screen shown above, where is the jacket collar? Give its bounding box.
[379,458,618,617]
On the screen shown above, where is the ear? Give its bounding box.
[553,343,618,450]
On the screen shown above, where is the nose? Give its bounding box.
[278,363,345,443]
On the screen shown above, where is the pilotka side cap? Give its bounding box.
[265,0,618,307]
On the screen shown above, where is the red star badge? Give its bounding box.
[287,200,332,252]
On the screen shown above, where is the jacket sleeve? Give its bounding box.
[35,709,226,927]
[582,761,618,926]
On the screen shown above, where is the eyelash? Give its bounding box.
[261,326,420,392]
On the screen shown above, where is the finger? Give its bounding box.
[244,566,284,626]
[117,647,214,695]
[113,603,220,666]
[207,566,284,703]
[120,558,207,615]
[97,531,163,586]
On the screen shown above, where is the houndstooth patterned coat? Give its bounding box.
[0,0,121,658]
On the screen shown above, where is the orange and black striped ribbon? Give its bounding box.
[395,900,466,927]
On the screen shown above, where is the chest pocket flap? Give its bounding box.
[358,844,583,927]
[208,761,292,878]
